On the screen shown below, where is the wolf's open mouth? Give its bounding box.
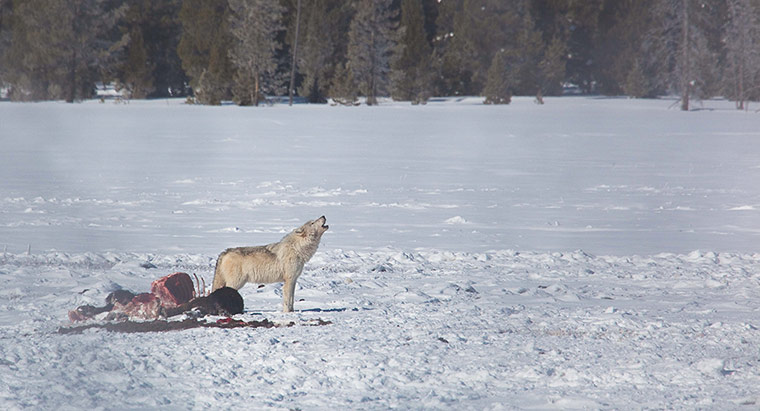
[319,216,328,229]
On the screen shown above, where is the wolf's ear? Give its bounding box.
[295,227,305,236]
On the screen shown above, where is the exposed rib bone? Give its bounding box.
[193,273,201,299]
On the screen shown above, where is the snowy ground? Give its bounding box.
[1,97,760,409]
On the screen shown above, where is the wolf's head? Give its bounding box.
[294,215,329,241]
[285,216,328,260]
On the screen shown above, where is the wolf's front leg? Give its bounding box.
[282,278,296,312]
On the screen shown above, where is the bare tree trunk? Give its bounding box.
[254,76,256,104]
[738,32,745,110]
[738,60,745,110]
[67,50,77,103]
[289,0,302,106]
[254,73,260,107]
[367,30,377,106]
[680,0,690,111]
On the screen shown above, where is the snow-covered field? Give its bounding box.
[1,97,760,409]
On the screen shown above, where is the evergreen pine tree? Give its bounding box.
[281,0,353,104]
[4,0,55,100]
[128,0,186,98]
[483,51,511,104]
[5,0,125,102]
[724,0,760,109]
[561,2,601,94]
[530,1,607,94]
[197,34,230,105]
[325,2,356,87]
[178,0,233,104]
[347,0,397,105]
[505,9,544,96]
[0,0,12,90]
[623,60,649,98]
[444,1,521,96]
[596,0,655,96]
[646,0,717,110]
[484,6,565,100]
[122,27,154,99]
[329,61,358,105]
[64,0,126,102]
[296,1,335,103]
[430,0,472,96]
[538,36,566,96]
[391,0,432,104]
[623,58,648,98]
[227,0,285,106]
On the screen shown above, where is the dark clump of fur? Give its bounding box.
[71,289,137,319]
[106,289,137,306]
[163,287,244,317]
[71,304,109,319]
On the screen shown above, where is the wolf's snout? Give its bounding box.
[319,216,328,230]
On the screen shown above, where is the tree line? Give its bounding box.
[0,0,759,110]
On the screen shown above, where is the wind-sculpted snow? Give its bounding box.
[1,248,759,409]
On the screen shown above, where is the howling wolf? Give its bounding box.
[212,216,329,312]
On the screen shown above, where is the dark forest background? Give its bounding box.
[0,0,758,110]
